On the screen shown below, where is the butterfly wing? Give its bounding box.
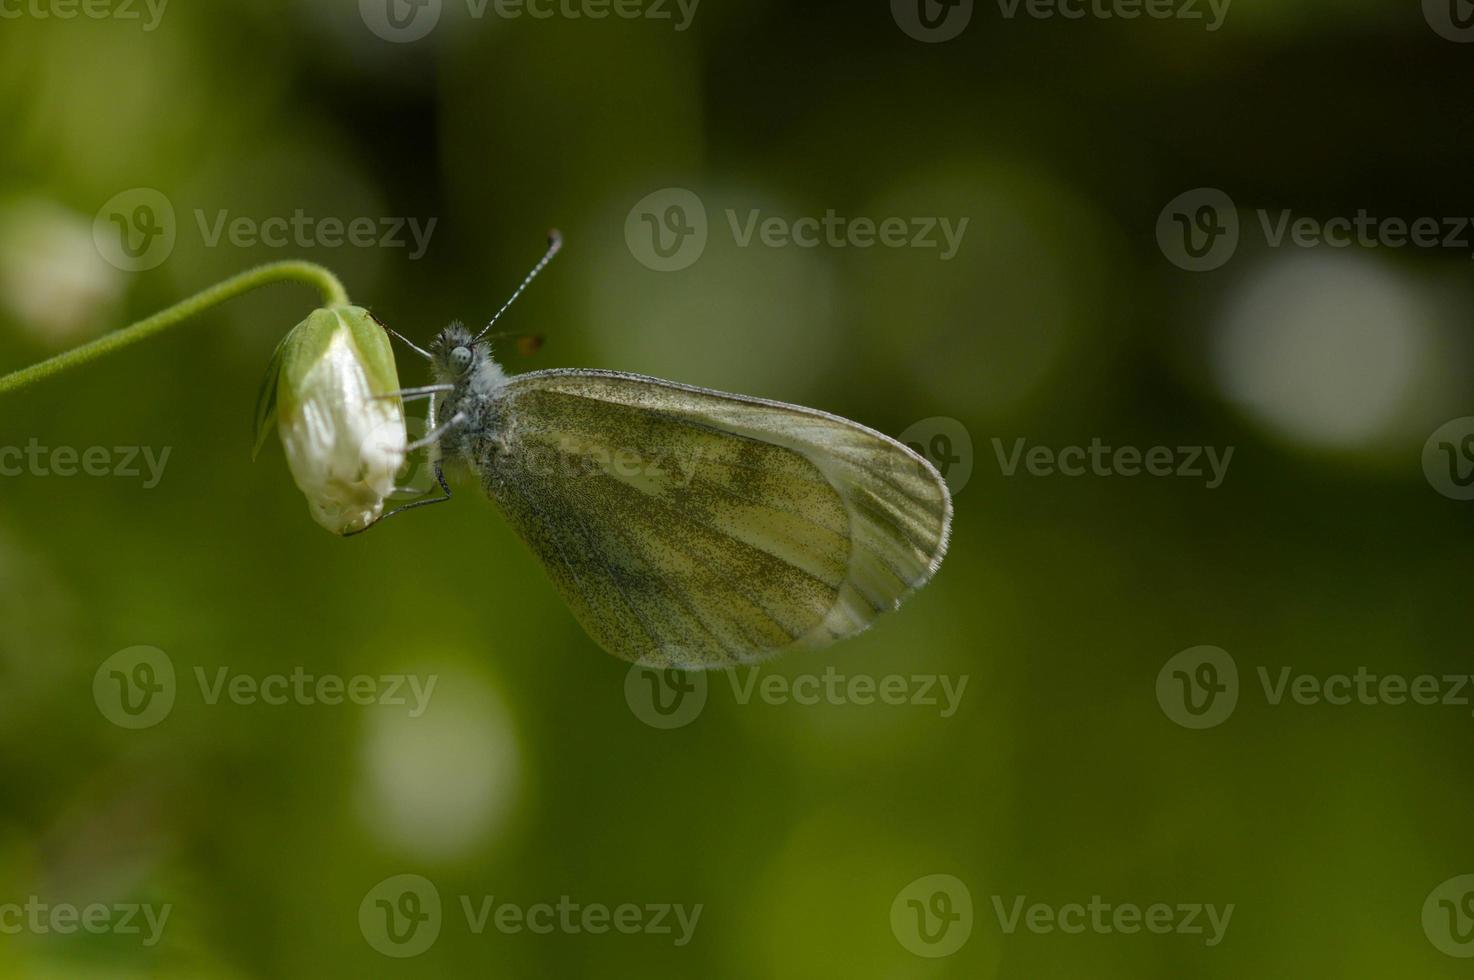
[477,369,953,668]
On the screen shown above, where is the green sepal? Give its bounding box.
[275,308,340,420]
[340,306,400,398]
[252,330,290,460]
[252,305,401,460]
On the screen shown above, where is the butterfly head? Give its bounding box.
[430,322,492,384]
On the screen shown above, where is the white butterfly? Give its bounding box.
[380,235,952,669]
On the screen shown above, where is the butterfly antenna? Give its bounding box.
[367,311,433,361]
[475,230,563,342]
[385,326,433,361]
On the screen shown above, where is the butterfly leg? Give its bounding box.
[346,407,466,536]
[344,463,453,537]
[375,384,455,402]
[407,411,467,453]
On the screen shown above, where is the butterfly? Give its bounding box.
[378,233,952,670]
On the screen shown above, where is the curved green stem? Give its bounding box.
[0,261,349,396]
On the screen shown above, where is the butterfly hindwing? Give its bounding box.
[474,369,952,668]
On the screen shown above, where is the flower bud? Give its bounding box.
[254,306,407,535]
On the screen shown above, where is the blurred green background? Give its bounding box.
[1,0,1472,976]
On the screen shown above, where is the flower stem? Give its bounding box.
[0,261,349,396]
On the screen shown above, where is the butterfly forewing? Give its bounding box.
[478,369,952,668]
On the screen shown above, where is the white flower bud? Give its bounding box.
[255,306,407,535]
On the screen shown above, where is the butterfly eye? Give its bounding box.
[451,346,472,372]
